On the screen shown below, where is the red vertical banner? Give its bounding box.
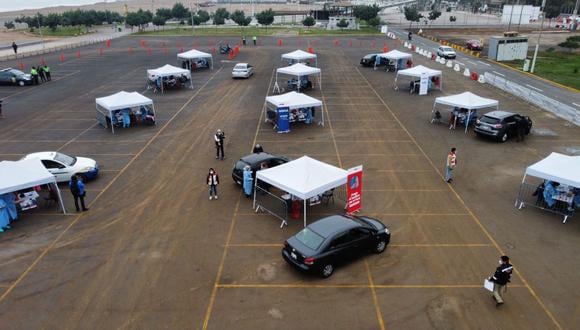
[19,62,24,70]
[346,165,363,214]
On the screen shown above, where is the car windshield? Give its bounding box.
[10,69,25,75]
[442,47,454,51]
[54,152,76,166]
[234,65,246,70]
[363,54,374,59]
[480,116,500,124]
[295,227,325,250]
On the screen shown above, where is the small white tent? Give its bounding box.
[95,91,156,134]
[254,156,348,227]
[395,65,442,92]
[147,64,193,92]
[265,91,324,126]
[0,158,66,214]
[274,63,322,93]
[376,50,413,70]
[432,92,499,132]
[524,153,580,187]
[281,49,317,67]
[177,49,213,70]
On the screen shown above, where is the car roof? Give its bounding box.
[239,152,279,164]
[440,46,454,50]
[234,63,248,67]
[483,110,516,119]
[364,53,377,57]
[308,215,360,238]
[0,68,13,72]
[22,152,57,160]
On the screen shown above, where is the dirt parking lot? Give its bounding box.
[0,35,578,329]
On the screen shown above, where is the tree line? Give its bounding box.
[9,9,123,32]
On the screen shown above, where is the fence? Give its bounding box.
[515,182,576,223]
[254,186,289,228]
[484,72,580,126]
[0,37,110,62]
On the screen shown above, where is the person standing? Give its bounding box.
[515,116,527,142]
[43,65,51,81]
[69,175,88,212]
[252,36,257,46]
[253,144,263,153]
[38,66,47,83]
[488,256,513,307]
[207,168,219,200]
[30,67,39,85]
[12,41,17,55]
[243,165,253,198]
[445,147,457,183]
[214,129,225,160]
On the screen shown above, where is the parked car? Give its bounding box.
[282,214,391,278]
[232,152,289,185]
[474,111,532,142]
[0,68,33,86]
[360,54,378,67]
[22,152,99,182]
[437,46,456,59]
[232,63,254,79]
[466,39,483,51]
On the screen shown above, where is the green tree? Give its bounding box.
[403,6,422,28]
[368,16,381,28]
[191,15,202,26]
[156,8,173,20]
[152,15,166,30]
[428,9,441,21]
[353,5,380,21]
[45,13,61,31]
[172,3,189,20]
[212,8,230,25]
[559,37,579,52]
[302,16,315,27]
[256,9,275,31]
[197,10,210,24]
[336,18,349,29]
[125,12,141,31]
[230,10,252,27]
[449,15,457,22]
[4,21,15,30]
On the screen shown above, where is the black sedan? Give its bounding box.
[232,152,289,185]
[282,214,391,278]
[0,68,33,86]
[360,54,379,67]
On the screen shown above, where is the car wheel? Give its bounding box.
[500,133,508,142]
[320,264,334,278]
[375,239,387,254]
[18,81,25,86]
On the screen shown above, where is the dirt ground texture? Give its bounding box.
[0,35,578,329]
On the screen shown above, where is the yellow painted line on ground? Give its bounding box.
[0,67,225,306]
[30,118,94,121]
[363,188,446,192]
[390,244,493,247]
[365,261,386,330]
[214,283,527,289]
[373,284,526,289]
[20,213,76,217]
[376,169,432,172]
[490,60,580,93]
[202,68,277,330]
[256,140,412,143]
[354,66,563,330]
[226,243,283,247]
[12,128,85,131]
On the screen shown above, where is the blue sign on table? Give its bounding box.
[277,107,290,133]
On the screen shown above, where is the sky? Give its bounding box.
[0,0,117,13]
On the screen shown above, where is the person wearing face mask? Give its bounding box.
[488,255,513,307]
[445,147,457,183]
[207,168,219,200]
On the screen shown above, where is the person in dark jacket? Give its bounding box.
[43,65,51,81]
[253,144,263,153]
[488,255,513,307]
[38,66,47,83]
[12,41,17,55]
[69,175,88,212]
[516,116,527,142]
[214,129,225,160]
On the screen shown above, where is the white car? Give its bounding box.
[437,46,456,59]
[232,63,254,79]
[22,152,99,182]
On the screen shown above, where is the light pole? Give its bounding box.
[36,14,45,53]
[530,0,546,73]
[190,1,195,36]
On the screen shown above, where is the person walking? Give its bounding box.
[30,67,39,85]
[214,129,225,160]
[43,65,51,81]
[69,175,88,212]
[515,116,527,142]
[488,255,513,307]
[445,147,457,183]
[207,168,219,200]
[243,165,253,198]
[11,41,17,55]
[252,36,257,46]
[242,36,247,46]
[38,66,47,83]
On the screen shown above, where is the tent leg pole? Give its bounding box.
[54,182,66,214]
[303,200,306,227]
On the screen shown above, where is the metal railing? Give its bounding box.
[515,182,576,223]
[0,37,110,62]
[254,186,289,228]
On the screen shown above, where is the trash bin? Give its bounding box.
[523,59,530,72]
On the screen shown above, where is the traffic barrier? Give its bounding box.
[446,60,453,68]
[383,45,388,53]
[471,71,478,80]
[454,64,460,71]
[76,51,80,58]
[19,62,24,70]
[431,53,435,60]
[478,75,486,83]
[59,54,65,62]
[180,47,184,53]
[163,47,168,54]
[105,39,111,48]
[411,45,416,51]
[307,46,314,53]
[140,40,146,48]
[211,47,216,54]
[463,68,471,77]
[334,39,339,47]
[228,52,233,60]
[147,48,152,55]
[40,57,46,66]
[128,47,133,54]
[349,40,353,47]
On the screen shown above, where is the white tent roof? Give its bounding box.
[276,63,321,76]
[281,49,317,61]
[177,49,212,59]
[0,158,57,195]
[256,156,348,200]
[434,91,498,110]
[147,64,190,77]
[95,91,153,111]
[377,49,413,60]
[525,152,580,187]
[265,91,322,110]
[397,65,442,78]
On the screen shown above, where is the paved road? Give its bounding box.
[390,28,580,112]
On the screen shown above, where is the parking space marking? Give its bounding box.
[477,61,491,66]
[0,67,226,306]
[258,140,412,143]
[365,261,386,330]
[573,103,580,108]
[56,122,99,152]
[225,243,492,248]
[214,283,527,289]
[354,66,563,329]
[0,70,80,101]
[525,84,543,92]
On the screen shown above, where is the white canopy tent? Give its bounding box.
[0,158,66,214]
[147,64,193,92]
[432,92,499,133]
[395,65,442,92]
[524,153,580,187]
[274,63,322,93]
[265,91,324,126]
[177,49,213,70]
[281,49,318,67]
[376,50,413,70]
[254,156,348,227]
[95,91,156,134]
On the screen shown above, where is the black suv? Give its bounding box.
[282,214,390,278]
[474,111,532,142]
[360,54,379,67]
[232,152,289,185]
[0,68,33,86]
